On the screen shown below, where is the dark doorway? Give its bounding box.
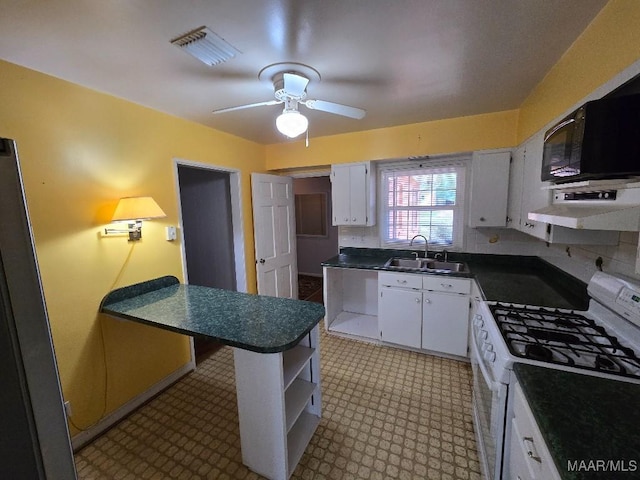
[177,165,236,361]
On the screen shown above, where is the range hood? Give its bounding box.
[528,180,640,231]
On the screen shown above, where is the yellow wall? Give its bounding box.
[0,60,264,434]
[518,0,640,141]
[265,110,519,170]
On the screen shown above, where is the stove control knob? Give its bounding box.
[482,342,493,353]
[473,315,484,328]
[479,330,488,341]
[483,350,496,362]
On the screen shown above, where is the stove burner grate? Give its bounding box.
[489,302,640,379]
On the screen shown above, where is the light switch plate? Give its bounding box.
[166,226,177,241]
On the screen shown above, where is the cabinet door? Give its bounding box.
[507,145,525,230]
[469,150,511,227]
[331,164,351,225]
[422,292,469,356]
[349,163,368,225]
[520,132,552,240]
[379,287,422,348]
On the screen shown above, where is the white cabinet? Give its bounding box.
[421,276,470,357]
[507,144,525,230]
[506,382,561,480]
[378,272,422,348]
[509,132,552,240]
[330,162,376,226]
[377,272,470,357]
[469,150,512,227]
[422,290,470,356]
[234,325,321,480]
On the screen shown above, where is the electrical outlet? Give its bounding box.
[64,400,72,418]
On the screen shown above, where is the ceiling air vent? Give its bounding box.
[170,26,240,66]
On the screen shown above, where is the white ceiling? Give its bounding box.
[0,0,607,145]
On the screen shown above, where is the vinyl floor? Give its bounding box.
[75,330,480,480]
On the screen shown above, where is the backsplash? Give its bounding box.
[339,226,640,283]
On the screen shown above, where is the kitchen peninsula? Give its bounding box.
[100,276,325,480]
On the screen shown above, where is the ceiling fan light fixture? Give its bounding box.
[276,110,308,138]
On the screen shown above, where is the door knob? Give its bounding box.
[259,258,265,264]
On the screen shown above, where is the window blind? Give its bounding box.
[380,165,465,248]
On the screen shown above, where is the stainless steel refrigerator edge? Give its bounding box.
[0,137,76,478]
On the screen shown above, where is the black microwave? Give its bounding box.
[541,94,640,183]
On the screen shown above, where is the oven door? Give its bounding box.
[471,326,508,480]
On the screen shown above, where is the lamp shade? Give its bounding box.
[276,110,308,138]
[111,196,166,222]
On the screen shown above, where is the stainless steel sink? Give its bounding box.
[424,261,467,272]
[385,257,428,269]
[383,257,467,273]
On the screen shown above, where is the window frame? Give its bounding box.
[377,158,468,250]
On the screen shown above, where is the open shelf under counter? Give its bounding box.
[282,345,315,390]
[287,411,321,474]
[323,266,379,341]
[284,379,317,432]
[328,311,378,340]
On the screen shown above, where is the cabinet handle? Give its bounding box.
[441,283,452,288]
[523,437,542,463]
[424,298,431,304]
[415,297,420,303]
[479,217,485,222]
[397,280,407,284]
[352,217,357,222]
[344,217,349,222]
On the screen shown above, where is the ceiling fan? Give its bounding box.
[212,62,366,139]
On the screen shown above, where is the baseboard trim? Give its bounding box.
[298,272,323,278]
[70,362,194,451]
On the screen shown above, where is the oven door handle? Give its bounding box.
[471,328,501,392]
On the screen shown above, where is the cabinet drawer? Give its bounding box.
[378,272,422,289]
[511,384,561,480]
[422,276,470,294]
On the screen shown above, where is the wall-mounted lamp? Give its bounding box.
[104,196,166,241]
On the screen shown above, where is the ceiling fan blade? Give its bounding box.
[303,99,366,119]
[213,99,281,114]
[283,73,309,98]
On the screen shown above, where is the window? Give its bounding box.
[380,163,466,249]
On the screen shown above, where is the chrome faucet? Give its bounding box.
[435,249,449,262]
[409,234,429,258]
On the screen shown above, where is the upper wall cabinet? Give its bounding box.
[468,150,511,228]
[330,162,376,226]
[516,132,552,240]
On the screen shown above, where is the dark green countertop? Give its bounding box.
[322,247,588,309]
[100,276,325,353]
[514,364,640,480]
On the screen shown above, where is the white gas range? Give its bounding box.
[470,271,640,480]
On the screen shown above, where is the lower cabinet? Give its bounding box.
[378,272,470,357]
[506,382,561,480]
[379,286,422,348]
[422,290,470,356]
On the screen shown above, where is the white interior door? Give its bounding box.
[251,173,298,298]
